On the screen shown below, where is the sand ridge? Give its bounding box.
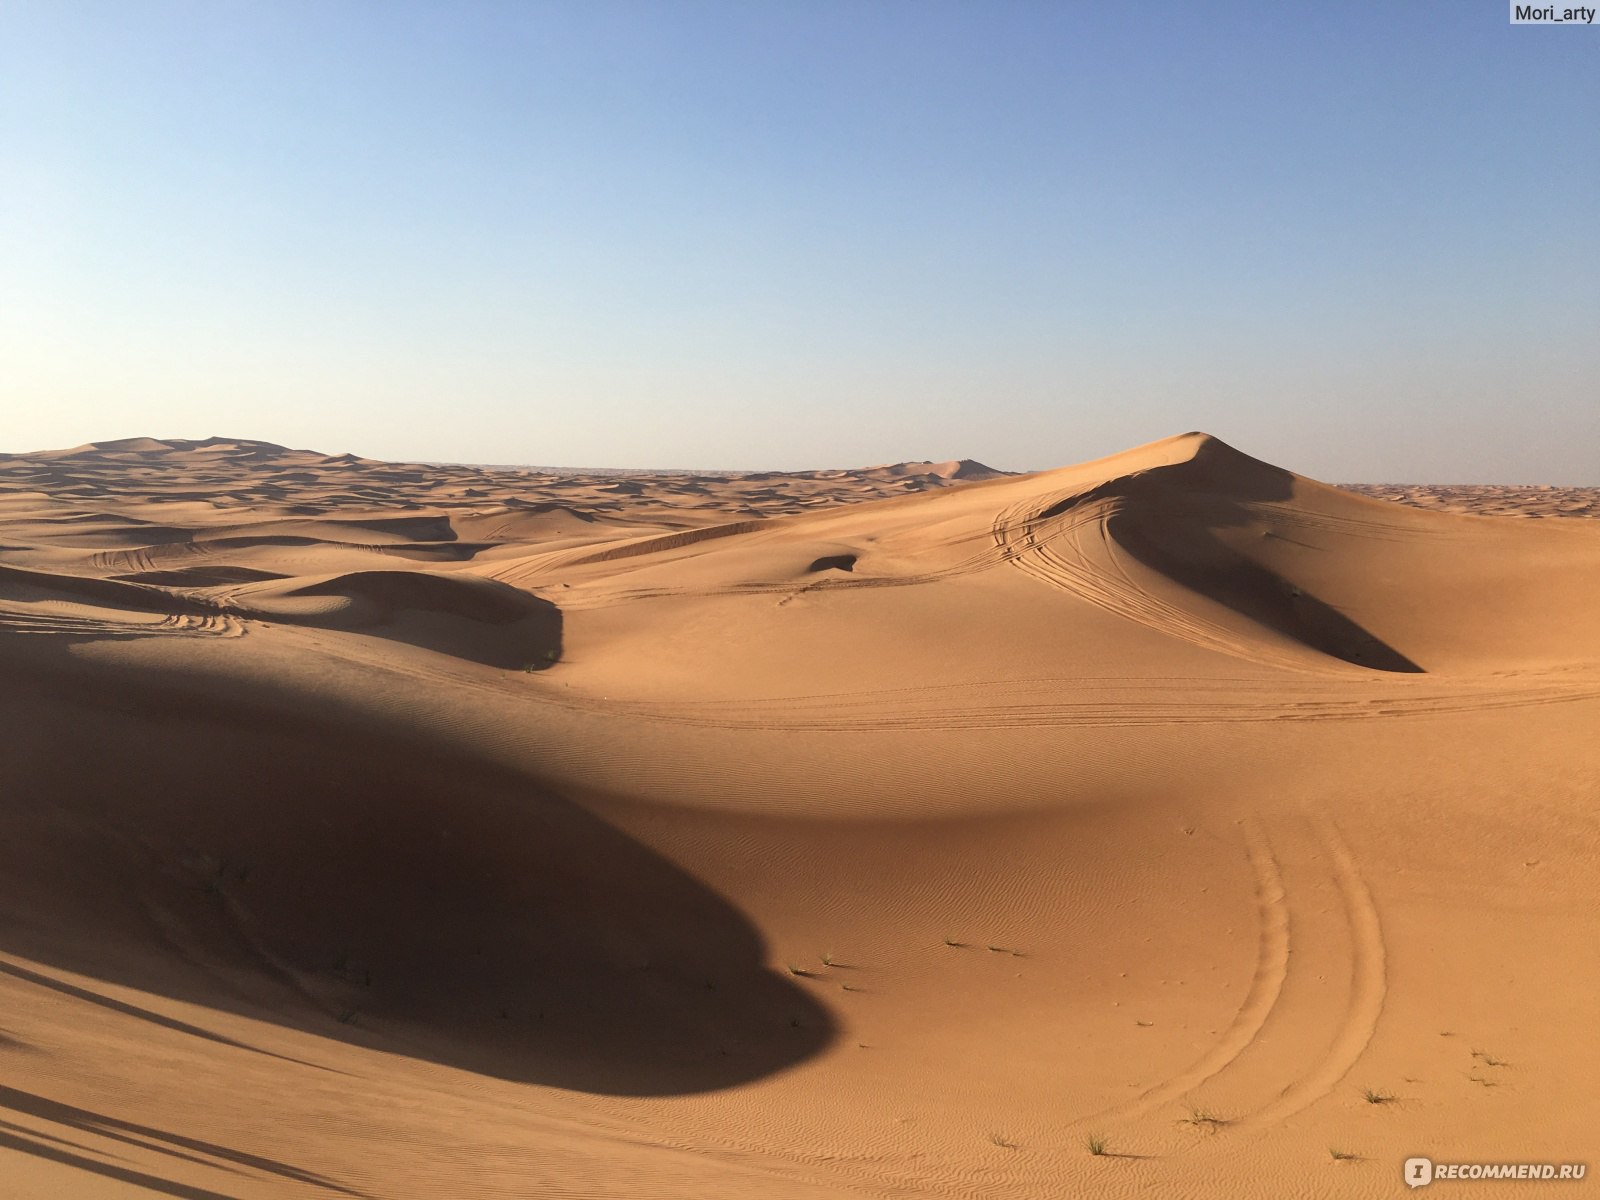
[1,432,1596,1198]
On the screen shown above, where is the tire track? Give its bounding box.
[0,606,244,640]
[522,675,1600,731]
[1059,813,1387,1151]
[993,488,1323,671]
[1241,817,1387,1125]
[1088,817,1292,1124]
[1247,498,1446,544]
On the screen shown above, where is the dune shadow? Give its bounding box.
[0,960,334,1072]
[806,554,857,573]
[0,1128,244,1200]
[1110,514,1423,672]
[257,571,564,670]
[0,1084,368,1197]
[0,566,566,673]
[0,641,836,1098]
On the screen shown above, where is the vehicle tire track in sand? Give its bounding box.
[1241,817,1387,1126]
[1247,498,1444,544]
[1078,814,1386,1149]
[992,489,1322,672]
[522,675,1600,731]
[1084,817,1291,1125]
[0,607,244,639]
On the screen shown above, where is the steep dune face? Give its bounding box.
[0,434,1597,1199]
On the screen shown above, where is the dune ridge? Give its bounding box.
[1,433,1596,1199]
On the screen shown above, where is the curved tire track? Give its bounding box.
[1242,817,1387,1125]
[992,488,1324,671]
[1077,814,1388,1147]
[1090,817,1292,1124]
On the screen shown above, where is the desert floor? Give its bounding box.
[1,433,1595,1199]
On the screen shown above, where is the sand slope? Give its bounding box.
[1,434,1596,1198]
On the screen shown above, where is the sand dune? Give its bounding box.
[1,433,1596,1198]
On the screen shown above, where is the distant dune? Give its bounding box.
[863,457,1011,481]
[1,433,1596,1199]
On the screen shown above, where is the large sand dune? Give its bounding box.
[1,434,1595,1198]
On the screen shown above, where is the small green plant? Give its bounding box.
[1180,1105,1226,1128]
[1330,1147,1358,1161]
[1361,1088,1395,1105]
[1084,1133,1109,1156]
[821,952,837,967]
[988,1131,1016,1149]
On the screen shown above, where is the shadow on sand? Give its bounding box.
[0,635,837,1102]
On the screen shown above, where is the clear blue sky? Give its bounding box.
[2,2,1596,480]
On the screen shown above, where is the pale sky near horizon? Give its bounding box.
[2,2,1596,481]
